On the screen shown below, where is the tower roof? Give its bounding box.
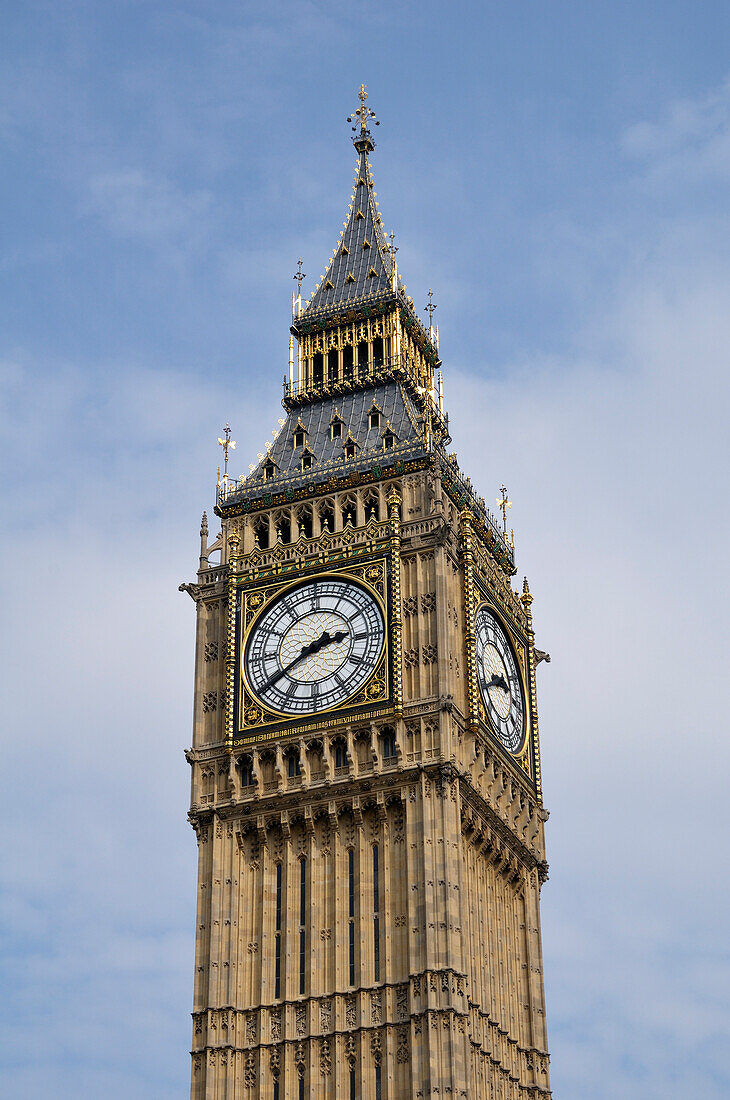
[295,86,398,327]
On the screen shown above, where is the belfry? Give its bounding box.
[182,87,552,1099]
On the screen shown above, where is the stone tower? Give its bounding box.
[182,89,552,1099]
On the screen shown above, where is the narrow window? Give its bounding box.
[313,352,324,386]
[350,1067,356,1100]
[344,442,356,460]
[254,518,269,549]
[298,1076,305,1100]
[331,419,343,440]
[299,858,306,995]
[383,432,394,451]
[373,844,380,982]
[328,348,339,383]
[274,863,282,999]
[348,847,356,986]
[240,757,254,787]
[274,1081,279,1100]
[375,1063,382,1100]
[264,460,276,479]
[294,429,305,448]
[372,336,384,368]
[334,742,346,768]
[301,452,313,471]
[343,344,354,381]
[368,409,381,430]
[357,340,369,378]
[297,509,313,539]
[382,730,396,759]
[288,753,301,778]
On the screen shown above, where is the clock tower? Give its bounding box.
[182,89,552,1099]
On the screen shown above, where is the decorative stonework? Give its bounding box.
[184,125,551,1100]
[202,691,219,713]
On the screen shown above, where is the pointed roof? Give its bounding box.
[294,88,401,327]
[300,146,394,321]
[237,381,426,490]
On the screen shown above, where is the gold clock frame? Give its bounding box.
[227,554,394,748]
[460,506,537,787]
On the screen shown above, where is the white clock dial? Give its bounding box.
[474,605,526,754]
[244,576,385,715]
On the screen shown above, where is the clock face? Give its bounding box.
[474,605,526,754]
[244,576,385,716]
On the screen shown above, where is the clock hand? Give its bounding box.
[261,629,349,691]
[487,673,509,692]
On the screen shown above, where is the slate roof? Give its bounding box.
[298,147,396,322]
[224,381,426,504]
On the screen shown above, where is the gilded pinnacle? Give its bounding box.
[347,83,379,153]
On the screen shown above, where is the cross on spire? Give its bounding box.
[497,484,512,535]
[293,258,306,294]
[424,289,437,331]
[218,423,236,480]
[347,84,379,152]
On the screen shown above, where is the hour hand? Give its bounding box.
[488,673,509,692]
[261,629,350,691]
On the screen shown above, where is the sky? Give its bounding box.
[2,1,729,1097]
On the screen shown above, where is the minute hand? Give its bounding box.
[261,629,348,691]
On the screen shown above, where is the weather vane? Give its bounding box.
[497,484,512,535]
[388,231,398,257]
[347,83,380,136]
[218,423,236,481]
[293,258,306,294]
[425,289,437,330]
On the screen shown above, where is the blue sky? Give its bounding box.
[2,2,729,1097]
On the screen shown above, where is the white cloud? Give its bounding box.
[622,77,730,185]
[87,169,211,241]
[447,204,730,1098]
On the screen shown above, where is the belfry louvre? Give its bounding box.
[181,87,552,1099]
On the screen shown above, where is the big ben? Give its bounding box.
[181,87,552,1099]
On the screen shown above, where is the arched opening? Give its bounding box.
[296,506,313,539]
[312,352,324,386]
[340,494,357,527]
[238,755,255,787]
[275,514,291,543]
[380,727,397,760]
[253,516,270,549]
[364,490,380,521]
[318,500,335,534]
[342,344,354,383]
[332,739,348,770]
[287,751,301,778]
[327,349,339,384]
[356,340,369,380]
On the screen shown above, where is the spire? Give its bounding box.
[297,86,395,324]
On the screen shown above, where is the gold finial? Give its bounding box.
[293,257,306,294]
[424,288,437,333]
[218,423,236,482]
[496,484,512,536]
[347,84,379,149]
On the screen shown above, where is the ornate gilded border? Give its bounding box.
[226,552,395,748]
[471,569,536,788]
